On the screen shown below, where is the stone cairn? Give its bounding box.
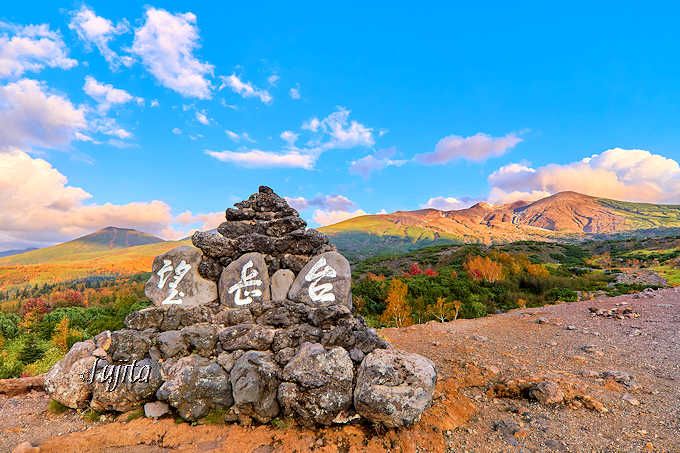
[45,187,436,428]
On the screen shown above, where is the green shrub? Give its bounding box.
[19,335,45,364]
[0,312,20,339]
[48,399,69,415]
[546,287,578,302]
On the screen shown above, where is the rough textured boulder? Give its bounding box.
[230,351,281,423]
[354,349,437,428]
[219,253,271,307]
[145,246,218,306]
[279,342,354,426]
[156,355,233,421]
[288,251,352,309]
[45,186,436,429]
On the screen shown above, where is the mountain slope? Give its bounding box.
[320,192,680,257]
[0,227,164,266]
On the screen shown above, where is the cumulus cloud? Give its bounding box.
[421,196,472,211]
[175,210,224,231]
[131,8,213,99]
[350,147,406,178]
[83,76,142,113]
[205,149,315,169]
[90,117,132,139]
[285,194,356,212]
[219,74,272,104]
[208,107,374,169]
[487,148,680,204]
[195,110,209,125]
[0,22,77,79]
[289,85,300,100]
[0,149,174,248]
[304,107,374,149]
[225,130,254,142]
[267,74,279,86]
[312,209,367,226]
[0,78,86,149]
[68,5,132,69]
[415,132,522,164]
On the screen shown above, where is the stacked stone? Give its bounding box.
[45,187,436,428]
[192,186,335,280]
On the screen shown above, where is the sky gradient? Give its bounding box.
[1,1,680,250]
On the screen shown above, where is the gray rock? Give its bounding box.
[279,343,354,426]
[528,381,565,405]
[44,340,97,409]
[144,401,170,418]
[198,255,223,281]
[191,231,237,259]
[214,308,254,326]
[157,330,188,358]
[216,351,243,372]
[124,307,164,331]
[90,358,163,412]
[255,300,310,328]
[354,349,437,427]
[109,329,152,362]
[156,355,233,421]
[288,252,352,309]
[145,246,218,307]
[230,351,281,423]
[271,324,321,351]
[181,323,219,356]
[219,323,276,351]
[219,252,271,307]
[270,269,295,301]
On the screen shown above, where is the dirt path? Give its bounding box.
[2,288,679,452]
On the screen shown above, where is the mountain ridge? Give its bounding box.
[319,191,680,258]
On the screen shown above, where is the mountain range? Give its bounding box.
[319,191,680,259]
[1,192,679,288]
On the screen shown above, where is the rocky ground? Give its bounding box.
[2,287,679,452]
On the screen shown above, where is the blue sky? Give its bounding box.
[2,1,680,250]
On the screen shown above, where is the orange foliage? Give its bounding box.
[426,297,457,322]
[366,272,386,282]
[52,317,70,352]
[380,279,413,327]
[464,255,504,282]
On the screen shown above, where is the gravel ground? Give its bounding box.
[2,288,678,452]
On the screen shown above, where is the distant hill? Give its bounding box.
[320,192,680,259]
[0,227,164,266]
[0,227,184,290]
[0,248,37,258]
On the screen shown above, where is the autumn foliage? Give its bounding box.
[464,255,504,282]
[380,279,413,327]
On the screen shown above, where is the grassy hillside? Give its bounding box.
[598,198,680,229]
[0,240,190,290]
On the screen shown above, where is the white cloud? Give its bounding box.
[205,149,315,169]
[176,210,223,231]
[415,132,522,164]
[150,99,159,107]
[224,130,254,142]
[171,127,182,135]
[0,22,77,79]
[208,107,374,169]
[91,117,132,139]
[83,76,142,113]
[68,6,132,70]
[487,148,680,204]
[289,85,300,100]
[0,78,86,149]
[313,209,367,226]
[267,74,279,86]
[131,8,213,99]
[219,74,272,104]
[421,196,471,211]
[349,147,406,178]
[305,107,374,149]
[225,130,239,141]
[285,194,356,212]
[280,130,298,145]
[195,110,209,125]
[0,149,174,248]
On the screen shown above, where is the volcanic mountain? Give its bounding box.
[319,192,680,258]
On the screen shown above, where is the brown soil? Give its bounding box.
[3,288,679,452]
